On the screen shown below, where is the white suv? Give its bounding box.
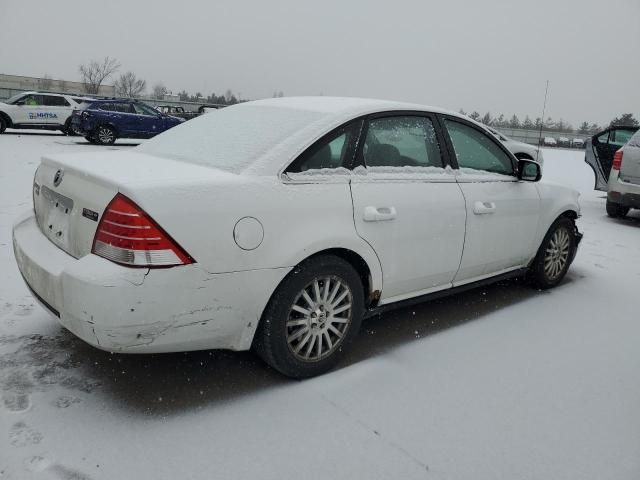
[0,91,94,135]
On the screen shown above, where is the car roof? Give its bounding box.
[138,96,480,175]
[19,91,93,99]
[247,96,461,119]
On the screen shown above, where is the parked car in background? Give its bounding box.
[605,129,640,218]
[13,97,582,378]
[584,125,639,191]
[486,126,544,165]
[71,99,184,145]
[557,137,570,147]
[198,105,220,114]
[571,138,584,148]
[0,91,93,135]
[155,105,198,121]
[542,137,557,147]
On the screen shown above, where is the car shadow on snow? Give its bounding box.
[15,275,562,417]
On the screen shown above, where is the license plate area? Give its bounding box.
[38,186,74,251]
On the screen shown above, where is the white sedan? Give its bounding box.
[13,97,582,378]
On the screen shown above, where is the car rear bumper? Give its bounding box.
[608,171,640,208]
[12,212,289,353]
[608,191,640,208]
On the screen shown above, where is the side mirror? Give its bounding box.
[517,159,541,182]
[15,100,25,106]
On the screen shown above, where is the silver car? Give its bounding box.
[584,126,638,191]
[605,128,640,218]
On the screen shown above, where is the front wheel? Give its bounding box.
[0,116,6,134]
[528,217,577,289]
[606,201,629,218]
[96,125,116,145]
[253,255,364,378]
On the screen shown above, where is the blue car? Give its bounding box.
[71,99,184,145]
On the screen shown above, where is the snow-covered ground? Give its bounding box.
[1,131,639,480]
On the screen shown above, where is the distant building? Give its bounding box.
[0,73,116,97]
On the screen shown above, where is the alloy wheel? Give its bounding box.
[544,227,570,281]
[98,127,114,144]
[286,275,353,362]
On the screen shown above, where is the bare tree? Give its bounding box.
[79,57,120,94]
[152,83,168,99]
[114,71,146,97]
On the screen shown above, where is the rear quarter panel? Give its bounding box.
[120,175,383,293]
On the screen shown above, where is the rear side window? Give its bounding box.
[287,122,359,172]
[43,95,70,107]
[362,116,443,168]
[444,119,514,175]
[610,129,635,147]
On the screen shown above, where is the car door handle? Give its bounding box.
[363,206,397,222]
[473,201,496,215]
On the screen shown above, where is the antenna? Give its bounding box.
[536,80,549,162]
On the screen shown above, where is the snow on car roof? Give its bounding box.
[247,96,457,117]
[137,96,462,175]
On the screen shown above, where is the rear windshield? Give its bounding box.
[628,129,640,148]
[137,105,324,173]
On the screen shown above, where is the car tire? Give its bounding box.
[0,116,6,134]
[253,254,365,378]
[528,217,577,290]
[96,125,116,145]
[606,200,629,218]
[63,118,76,136]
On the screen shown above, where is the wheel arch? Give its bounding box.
[0,111,13,128]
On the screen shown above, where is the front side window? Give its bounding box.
[362,116,443,168]
[444,119,514,175]
[21,94,44,106]
[286,122,359,172]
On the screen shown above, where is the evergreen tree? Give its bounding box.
[509,114,520,128]
[609,113,639,127]
[523,116,534,129]
[578,122,590,134]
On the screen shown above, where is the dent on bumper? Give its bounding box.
[13,213,290,353]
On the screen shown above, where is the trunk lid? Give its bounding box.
[33,151,228,259]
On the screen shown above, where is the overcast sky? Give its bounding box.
[1,0,638,126]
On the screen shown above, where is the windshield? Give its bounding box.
[137,105,324,173]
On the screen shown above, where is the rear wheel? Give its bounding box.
[528,217,577,289]
[254,255,364,378]
[606,200,629,218]
[0,116,6,134]
[96,125,116,145]
[63,118,76,136]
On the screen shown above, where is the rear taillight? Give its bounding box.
[612,150,623,171]
[92,193,194,267]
